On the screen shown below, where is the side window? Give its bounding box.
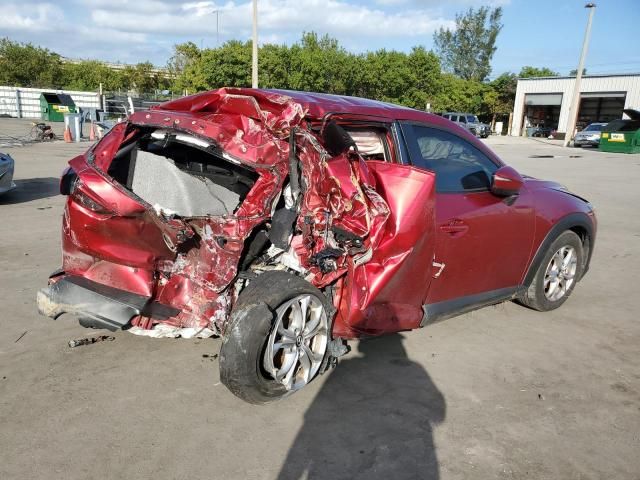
[443,114,450,120]
[401,124,498,193]
[344,128,389,162]
[458,116,466,124]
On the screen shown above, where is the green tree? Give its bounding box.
[433,7,503,82]
[259,43,291,89]
[198,40,253,89]
[288,32,353,94]
[432,73,487,113]
[518,66,559,78]
[167,42,202,92]
[569,68,587,76]
[61,60,126,91]
[0,38,63,88]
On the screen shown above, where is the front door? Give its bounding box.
[400,123,535,306]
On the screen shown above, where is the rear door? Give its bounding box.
[334,160,437,337]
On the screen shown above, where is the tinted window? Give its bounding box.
[466,115,478,123]
[402,124,498,192]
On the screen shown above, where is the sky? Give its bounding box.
[1,0,639,78]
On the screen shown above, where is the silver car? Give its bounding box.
[442,112,490,138]
[574,122,607,147]
[0,152,16,195]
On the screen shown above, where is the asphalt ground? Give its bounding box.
[1,117,638,480]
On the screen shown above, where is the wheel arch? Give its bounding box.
[522,212,595,287]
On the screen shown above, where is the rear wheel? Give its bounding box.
[219,271,331,404]
[518,230,584,311]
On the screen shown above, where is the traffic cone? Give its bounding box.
[89,122,96,142]
[63,126,72,143]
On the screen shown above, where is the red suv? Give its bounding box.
[38,89,596,403]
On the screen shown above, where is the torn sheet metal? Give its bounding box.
[47,88,435,339]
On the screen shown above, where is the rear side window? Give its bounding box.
[401,124,498,193]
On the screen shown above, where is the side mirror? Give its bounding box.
[491,166,523,197]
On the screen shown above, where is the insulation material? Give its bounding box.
[131,150,241,217]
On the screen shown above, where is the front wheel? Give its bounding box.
[219,271,332,404]
[518,230,584,311]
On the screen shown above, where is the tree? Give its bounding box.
[0,38,63,88]
[433,7,503,82]
[288,32,353,94]
[61,60,126,91]
[569,68,587,76]
[167,42,202,92]
[518,66,559,78]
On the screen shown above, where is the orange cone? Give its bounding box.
[89,122,96,142]
[63,126,72,143]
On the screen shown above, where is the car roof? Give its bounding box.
[160,87,447,124]
[154,87,500,163]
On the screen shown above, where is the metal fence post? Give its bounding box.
[15,89,22,118]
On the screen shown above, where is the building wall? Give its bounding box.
[0,86,100,119]
[511,74,640,136]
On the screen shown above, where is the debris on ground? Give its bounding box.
[202,353,219,360]
[14,331,27,343]
[68,335,115,348]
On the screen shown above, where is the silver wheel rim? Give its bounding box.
[263,294,328,391]
[544,245,578,302]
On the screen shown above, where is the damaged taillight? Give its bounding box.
[72,187,113,215]
[60,166,78,195]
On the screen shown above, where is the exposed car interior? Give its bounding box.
[107,129,258,217]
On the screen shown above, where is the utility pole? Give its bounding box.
[564,3,596,147]
[251,0,258,88]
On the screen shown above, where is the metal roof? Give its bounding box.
[518,72,640,81]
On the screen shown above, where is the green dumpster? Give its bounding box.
[599,109,640,154]
[40,93,77,122]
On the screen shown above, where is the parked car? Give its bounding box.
[574,122,608,147]
[0,152,16,195]
[529,125,553,138]
[442,112,490,138]
[38,89,597,404]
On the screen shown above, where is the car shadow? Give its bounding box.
[0,177,60,204]
[277,333,446,480]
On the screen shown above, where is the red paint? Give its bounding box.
[50,88,597,340]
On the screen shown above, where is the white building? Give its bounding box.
[511,73,640,138]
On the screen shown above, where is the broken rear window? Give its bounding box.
[107,128,259,217]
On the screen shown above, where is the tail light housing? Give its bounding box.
[60,167,78,195]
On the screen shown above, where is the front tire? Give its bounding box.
[518,230,584,311]
[219,271,332,404]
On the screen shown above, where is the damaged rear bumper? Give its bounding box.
[36,275,179,331]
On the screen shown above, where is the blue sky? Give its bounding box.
[1,0,639,78]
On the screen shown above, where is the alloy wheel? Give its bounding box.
[263,294,328,391]
[544,245,578,302]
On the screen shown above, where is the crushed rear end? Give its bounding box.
[37,89,397,338]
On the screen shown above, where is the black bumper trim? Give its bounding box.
[37,275,179,331]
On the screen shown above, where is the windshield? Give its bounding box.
[584,124,604,132]
[466,115,479,123]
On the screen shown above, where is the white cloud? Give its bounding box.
[0,3,64,32]
[88,0,454,39]
[1,0,460,64]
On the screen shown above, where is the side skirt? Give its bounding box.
[420,286,523,327]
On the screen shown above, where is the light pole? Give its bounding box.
[209,10,220,46]
[252,0,258,88]
[564,3,596,147]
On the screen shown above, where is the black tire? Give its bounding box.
[219,271,332,404]
[518,230,584,312]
